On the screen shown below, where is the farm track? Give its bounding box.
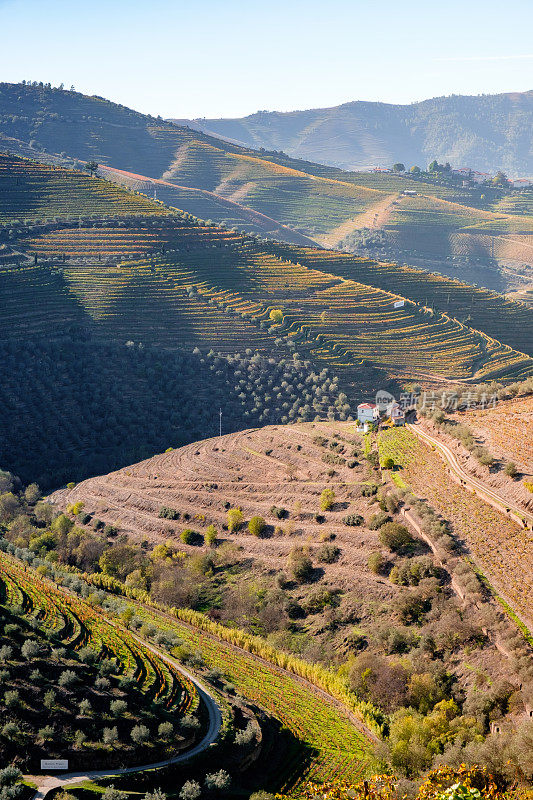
[28,643,221,800]
[408,423,533,529]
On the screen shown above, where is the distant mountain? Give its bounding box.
[175,92,533,176]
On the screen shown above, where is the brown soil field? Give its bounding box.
[450,395,533,483]
[49,422,527,696]
[51,423,395,596]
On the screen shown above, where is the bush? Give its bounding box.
[288,548,313,583]
[343,514,363,526]
[227,508,244,532]
[248,516,266,537]
[367,551,385,574]
[381,456,395,470]
[205,771,231,790]
[270,505,287,519]
[159,507,180,520]
[361,484,378,497]
[180,529,200,545]
[320,488,335,511]
[379,522,414,552]
[316,544,340,563]
[131,724,150,744]
[369,511,392,530]
[205,524,218,547]
[180,781,201,800]
[158,721,173,739]
[504,461,517,478]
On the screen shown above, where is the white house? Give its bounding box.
[390,402,405,426]
[357,402,379,424]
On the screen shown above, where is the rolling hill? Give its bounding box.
[179,91,533,175]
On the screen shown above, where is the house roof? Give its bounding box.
[358,402,377,409]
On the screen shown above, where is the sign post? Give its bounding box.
[40,760,69,771]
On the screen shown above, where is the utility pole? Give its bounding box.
[219,408,222,438]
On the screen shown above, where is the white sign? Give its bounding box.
[41,760,69,770]
[394,300,405,309]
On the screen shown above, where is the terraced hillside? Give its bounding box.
[2,154,532,391]
[45,421,533,783]
[378,426,533,631]
[270,244,533,360]
[0,551,203,772]
[2,82,533,283]
[0,543,377,791]
[0,154,167,222]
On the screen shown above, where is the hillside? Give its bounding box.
[1,152,532,488]
[2,82,533,296]
[181,92,533,175]
[44,421,533,782]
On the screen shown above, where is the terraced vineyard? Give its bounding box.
[120,602,377,791]
[377,427,533,630]
[2,153,532,391]
[0,153,169,222]
[270,243,533,359]
[0,549,376,790]
[0,551,202,770]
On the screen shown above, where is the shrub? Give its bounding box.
[180,529,197,545]
[320,488,335,511]
[205,771,231,790]
[159,507,180,520]
[110,699,127,716]
[248,516,266,537]
[381,456,395,470]
[158,721,173,739]
[316,544,340,563]
[361,484,378,497]
[367,551,385,574]
[369,511,392,530]
[103,727,119,746]
[180,781,201,800]
[205,524,218,547]
[288,548,313,583]
[343,514,363,526]
[21,639,40,659]
[302,589,336,613]
[4,690,19,709]
[131,724,150,744]
[270,505,287,519]
[227,508,244,532]
[504,461,517,478]
[379,522,414,552]
[58,669,77,688]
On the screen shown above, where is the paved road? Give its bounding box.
[408,422,533,529]
[26,636,222,800]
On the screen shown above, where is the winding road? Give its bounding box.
[408,422,533,529]
[26,635,222,800]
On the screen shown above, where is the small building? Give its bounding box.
[390,402,405,426]
[402,189,417,196]
[357,402,379,424]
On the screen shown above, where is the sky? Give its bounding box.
[0,0,532,119]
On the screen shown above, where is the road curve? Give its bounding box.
[27,637,222,800]
[408,423,533,529]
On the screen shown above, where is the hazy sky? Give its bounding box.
[1,0,532,119]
